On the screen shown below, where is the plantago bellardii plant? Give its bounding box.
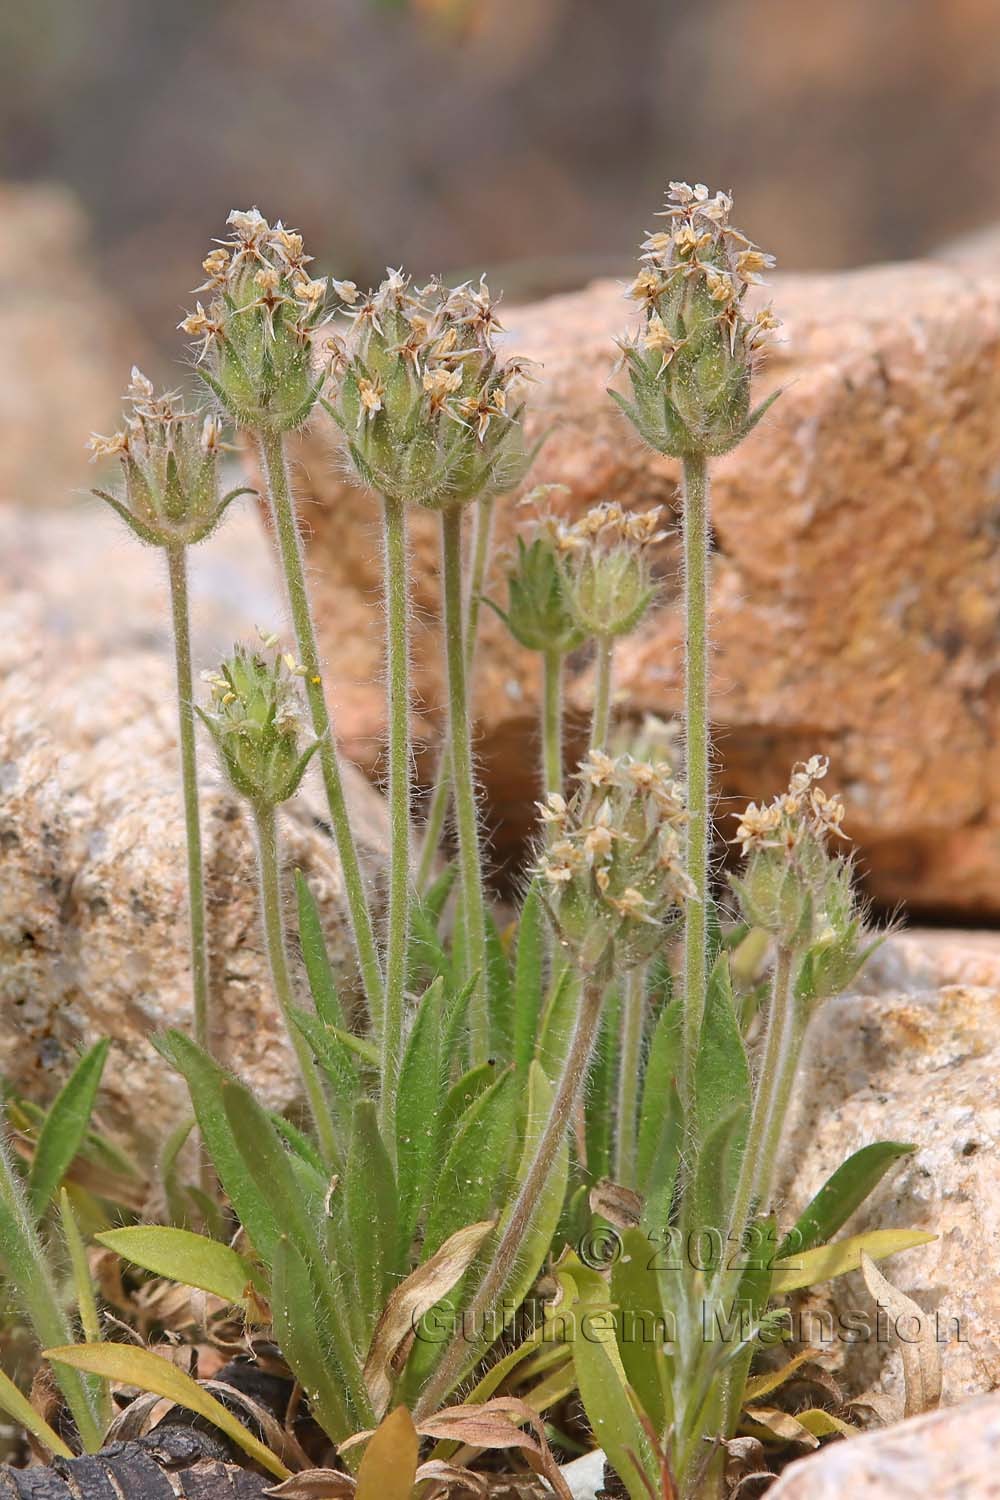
[180,211,385,1031]
[88,371,253,1053]
[32,190,936,1500]
[611,181,779,1149]
[324,270,531,1067]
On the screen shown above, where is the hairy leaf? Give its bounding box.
[424,1071,516,1257]
[28,1041,110,1219]
[96,1225,263,1306]
[776,1142,916,1260]
[0,1367,73,1459]
[771,1229,936,1294]
[295,870,348,1030]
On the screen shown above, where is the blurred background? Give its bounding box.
[3,0,1000,352]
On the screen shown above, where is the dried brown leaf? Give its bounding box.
[416,1398,572,1500]
[742,1405,820,1449]
[267,1470,356,1499]
[588,1179,641,1230]
[363,1221,495,1418]
[860,1251,942,1419]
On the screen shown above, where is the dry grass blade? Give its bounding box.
[363,1220,495,1417]
[415,1398,572,1500]
[860,1251,942,1419]
[267,1469,358,1499]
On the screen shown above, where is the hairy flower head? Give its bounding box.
[613,182,780,458]
[179,210,328,432]
[535,751,690,974]
[325,270,533,509]
[87,368,249,547]
[198,641,320,809]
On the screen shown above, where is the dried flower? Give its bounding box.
[556,501,665,640]
[179,209,329,432]
[729,757,862,971]
[198,643,321,809]
[535,752,690,973]
[613,183,780,457]
[88,369,249,548]
[325,270,532,509]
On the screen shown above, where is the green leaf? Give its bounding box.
[776,1143,917,1260]
[270,1110,326,1176]
[692,954,750,1235]
[610,1226,672,1433]
[423,1070,516,1256]
[535,967,578,1083]
[272,1235,353,1443]
[584,986,619,1185]
[289,1008,362,1130]
[219,1081,327,1271]
[512,884,546,1076]
[295,870,347,1029]
[486,915,514,1062]
[396,977,448,1242]
[636,998,681,1195]
[28,1041,110,1218]
[96,1226,262,1306]
[423,862,458,928]
[345,1099,400,1335]
[771,1228,936,1294]
[45,1343,290,1478]
[439,1060,501,1142]
[154,1032,282,1262]
[159,1117,196,1228]
[0,1367,73,1458]
[573,1323,656,1500]
[795,1407,858,1439]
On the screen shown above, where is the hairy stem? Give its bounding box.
[414,973,605,1418]
[166,544,210,1053]
[254,802,341,1171]
[416,495,495,891]
[725,944,802,1249]
[258,429,384,1029]
[614,966,645,1186]
[380,494,411,1146]
[589,635,614,752]
[541,648,564,800]
[0,1137,103,1452]
[679,452,710,1136]
[441,505,489,1060]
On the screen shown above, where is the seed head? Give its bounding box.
[535,751,690,975]
[492,501,589,655]
[612,183,780,458]
[555,501,665,640]
[87,369,250,548]
[180,210,328,433]
[198,642,320,810]
[325,271,533,509]
[728,757,866,983]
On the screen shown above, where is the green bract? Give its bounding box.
[88,369,249,547]
[497,533,587,654]
[611,181,780,458]
[325,272,531,509]
[198,643,320,809]
[180,209,327,432]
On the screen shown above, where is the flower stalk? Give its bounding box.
[416,494,496,891]
[165,543,210,1054]
[441,504,490,1058]
[259,429,385,1031]
[679,451,709,1133]
[380,493,411,1142]
[254,801,340,1170]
